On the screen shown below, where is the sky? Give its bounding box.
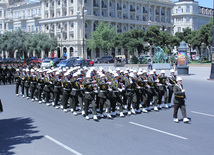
[173,0,213,8]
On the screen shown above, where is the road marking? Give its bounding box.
[191,111,214,118]
[45,135,82,155]
[129,122,187,140]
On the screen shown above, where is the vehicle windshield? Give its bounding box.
[43,60,50,63]
[60,60,67,64]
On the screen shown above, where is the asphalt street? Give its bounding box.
[0,66,214,155]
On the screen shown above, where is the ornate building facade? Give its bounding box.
[1,0,174,59]
[172,0,213,34]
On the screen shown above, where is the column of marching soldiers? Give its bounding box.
[1,63,178,121]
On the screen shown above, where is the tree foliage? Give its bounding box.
[0,29,58,58]
[86,22,116,53]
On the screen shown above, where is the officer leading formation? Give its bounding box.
[1,62,189,123]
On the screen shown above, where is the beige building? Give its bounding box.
[1,0,174,59]
[172,0,213,34]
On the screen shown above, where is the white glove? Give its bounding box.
[49,82,52,84]
[137,86,141,89]
[118,88,122,92]
[182,89,185,93]
[94,90,98,93]
[22,78,24,80]
[108,89,112,91]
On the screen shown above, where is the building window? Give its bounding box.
[178,27,181,32]
[28,26,30,32]
[178,6,183,13]
[35,9,37,15]
[58,0,60,5]
[84,0,87,4]
[31,9,33,16]
[109,1,112,7]
[186,17,190,22]
[137,5,139,11]
[123,4,126,9]
[38,9,41,15]
[32,25,34,32]
[46,2,48,7]
[186,5,190,12]
[0,10,2,17]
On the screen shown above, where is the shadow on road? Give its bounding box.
[0,117,43,155]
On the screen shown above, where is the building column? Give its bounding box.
[159,6,161,22]
[67,47,70,59]
[164,7,167,23]
[107,0,110,17]
[115,0,117,18]
[154,5,156,22]
[99,0,102,16]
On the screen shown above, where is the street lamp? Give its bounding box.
[160,25,167,31]
[77,3,87,67]
[209,16,214,80]
[60,27,64,58]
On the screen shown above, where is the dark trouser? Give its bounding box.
[45,91,50,103]
[30,87,36,99]
[158,87,168,105]
[99,98,111,114]
[25,87,29,97]
[112,95,123,112]
[146,89,158,107]
[53,91,60,106]
[15,83,20,94]
[95,94,99,109]
[37,88,43,101]
[168,87,174,103]
[127,91,137,111]
[70,95,78,111]
[173,103,187,118]
[84,99,97,116]
[21,83,25,95]
[78,93,84,111]
[62,90,70,109]
[142,90,148,108]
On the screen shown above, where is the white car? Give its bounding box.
[41,60,51,68]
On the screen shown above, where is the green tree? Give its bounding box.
[86,22,117,55]
[145,26,161,46]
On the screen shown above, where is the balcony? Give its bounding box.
[62,4,67,8]
[117,6,122,10]
[33,14,41,19]
[20,16,26,20]
[130,8,135,12]
[50,6,54,10]
[93,3,98,8]
[102,5,107,9]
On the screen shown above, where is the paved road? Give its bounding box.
[0,68,214,155]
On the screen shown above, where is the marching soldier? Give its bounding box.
[173,77,189,123]
[82,73,98,120]
[125,73,138,115]
[97,74,111,118]
[146,71,159,111]
[20,69,26,97]
[37,70,45,103]
[157,70,168,109]
[167,69,177,108]
[110,73,124,117]
[43,70,52,105]
[14,69,21,96]
[61,73,72,112]
[30,69,37,101]
[24,69,31,99]
[52,71,62,107]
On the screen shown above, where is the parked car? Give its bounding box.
[101,56,114,63]
[41,59,51,68]
[31,58,43,63]
[53,58,65,66]
[115,55,126,63]
[3,58,15,62]
[93,57,102,63]
[74,59,89,67]
[86,59,94,66]
[44,57,56,61]
[57,59,76,68]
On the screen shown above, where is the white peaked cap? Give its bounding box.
[177,77,182,81]
[160,70,165,74]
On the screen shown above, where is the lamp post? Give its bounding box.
[209,14,214,80]
[60,27,63,58]
[77,2,87,67]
